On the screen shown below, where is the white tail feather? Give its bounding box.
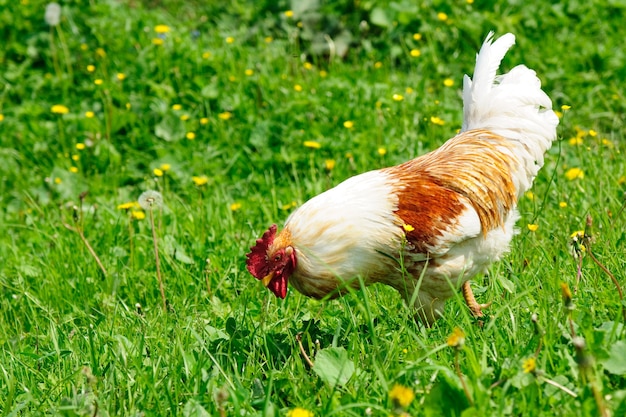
[462,32,559,196]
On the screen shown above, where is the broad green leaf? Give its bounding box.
[312,347,355,387]
[155,113,185,142]
[370,7,392,28]
[601,340,626,375]
[162,235,195,264]
[183,399,210,417]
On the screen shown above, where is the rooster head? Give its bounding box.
[246,224,297,299]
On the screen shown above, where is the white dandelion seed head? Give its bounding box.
[138,190,163,210]
[45,2,62,26]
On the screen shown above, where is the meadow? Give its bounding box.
[1,0,625,415]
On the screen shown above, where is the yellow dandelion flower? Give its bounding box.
[443,78,454,87]
[154,25,170,34]
[403,224,414,232]
[559,201,568,208]
[116,73,125,81]
[560,282,573,306]
[76,143,86,150]
[202,51,211,59]
[561,104,571,111]
[555,110,563,118]
[172,104,182,111]
[85,111,95,118]
[160,163,171,171]
[281,201,297,210]
[226,36,234,44]
[126,103,131,110]
[467,0,474,4]
[374,61,383,68]
[618,176,626,185]
[601,138,614,148]
[69,166,78,173]
[568,137,583,146]
[54,177,62,184]
[192,175,209,186]
[0,114,4,122]
[230,202,242,211]
[522,357,536,373]
[285,10,294,18]
[437,12,448,21]
[319,70,328,77]
[571,228,588,257]
[94,79,103,85]
[152,38,164,46]
[525,191,535,200]
[377,147,387,156]
[245,69,254,76]
[131,210,146,220]
[405,87,414,94]
[412,33,422,41]
[410,49,421,57]
[293,84,303,92]
[264,36,273,43]
[200,117,209,125]
[186,132,196,140]
[287,408,312,417]
[430,116,445,125]
[72,154,79,161]
[51,104,69,114]
[527,224,539,232]
[303,140,321,149]
[153,168,164,177]
[80,43,88,51]
[447,327,465,348]
[574,126,587,138]
[228,75,237,82]
[95,48,106,57]
[392,94,404,101]
[324,159,336,171]
[218,112,232,120]
[343,120,354,129]
[588,129,597,137]
[565,168,584,180]
[87,64,96,72]
[180,114,190,121]
[389,384,415,408]
[303,62,313,70]
[117,201,139,210]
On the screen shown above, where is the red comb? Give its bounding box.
[246,224,277,280]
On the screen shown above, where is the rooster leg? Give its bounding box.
[462,281,490,318]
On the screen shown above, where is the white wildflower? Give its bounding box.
[138,190,163,210]
[45,3,62,26]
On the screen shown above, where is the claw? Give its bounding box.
[462,281,490,318]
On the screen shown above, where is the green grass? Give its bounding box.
[1,0,626,415]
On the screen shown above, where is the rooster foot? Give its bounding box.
[462,281,491,318]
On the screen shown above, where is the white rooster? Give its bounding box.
[247,32,558,324]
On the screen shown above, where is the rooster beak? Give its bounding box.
[261,271,275,287]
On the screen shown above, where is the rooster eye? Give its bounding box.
[273,254,282,262]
